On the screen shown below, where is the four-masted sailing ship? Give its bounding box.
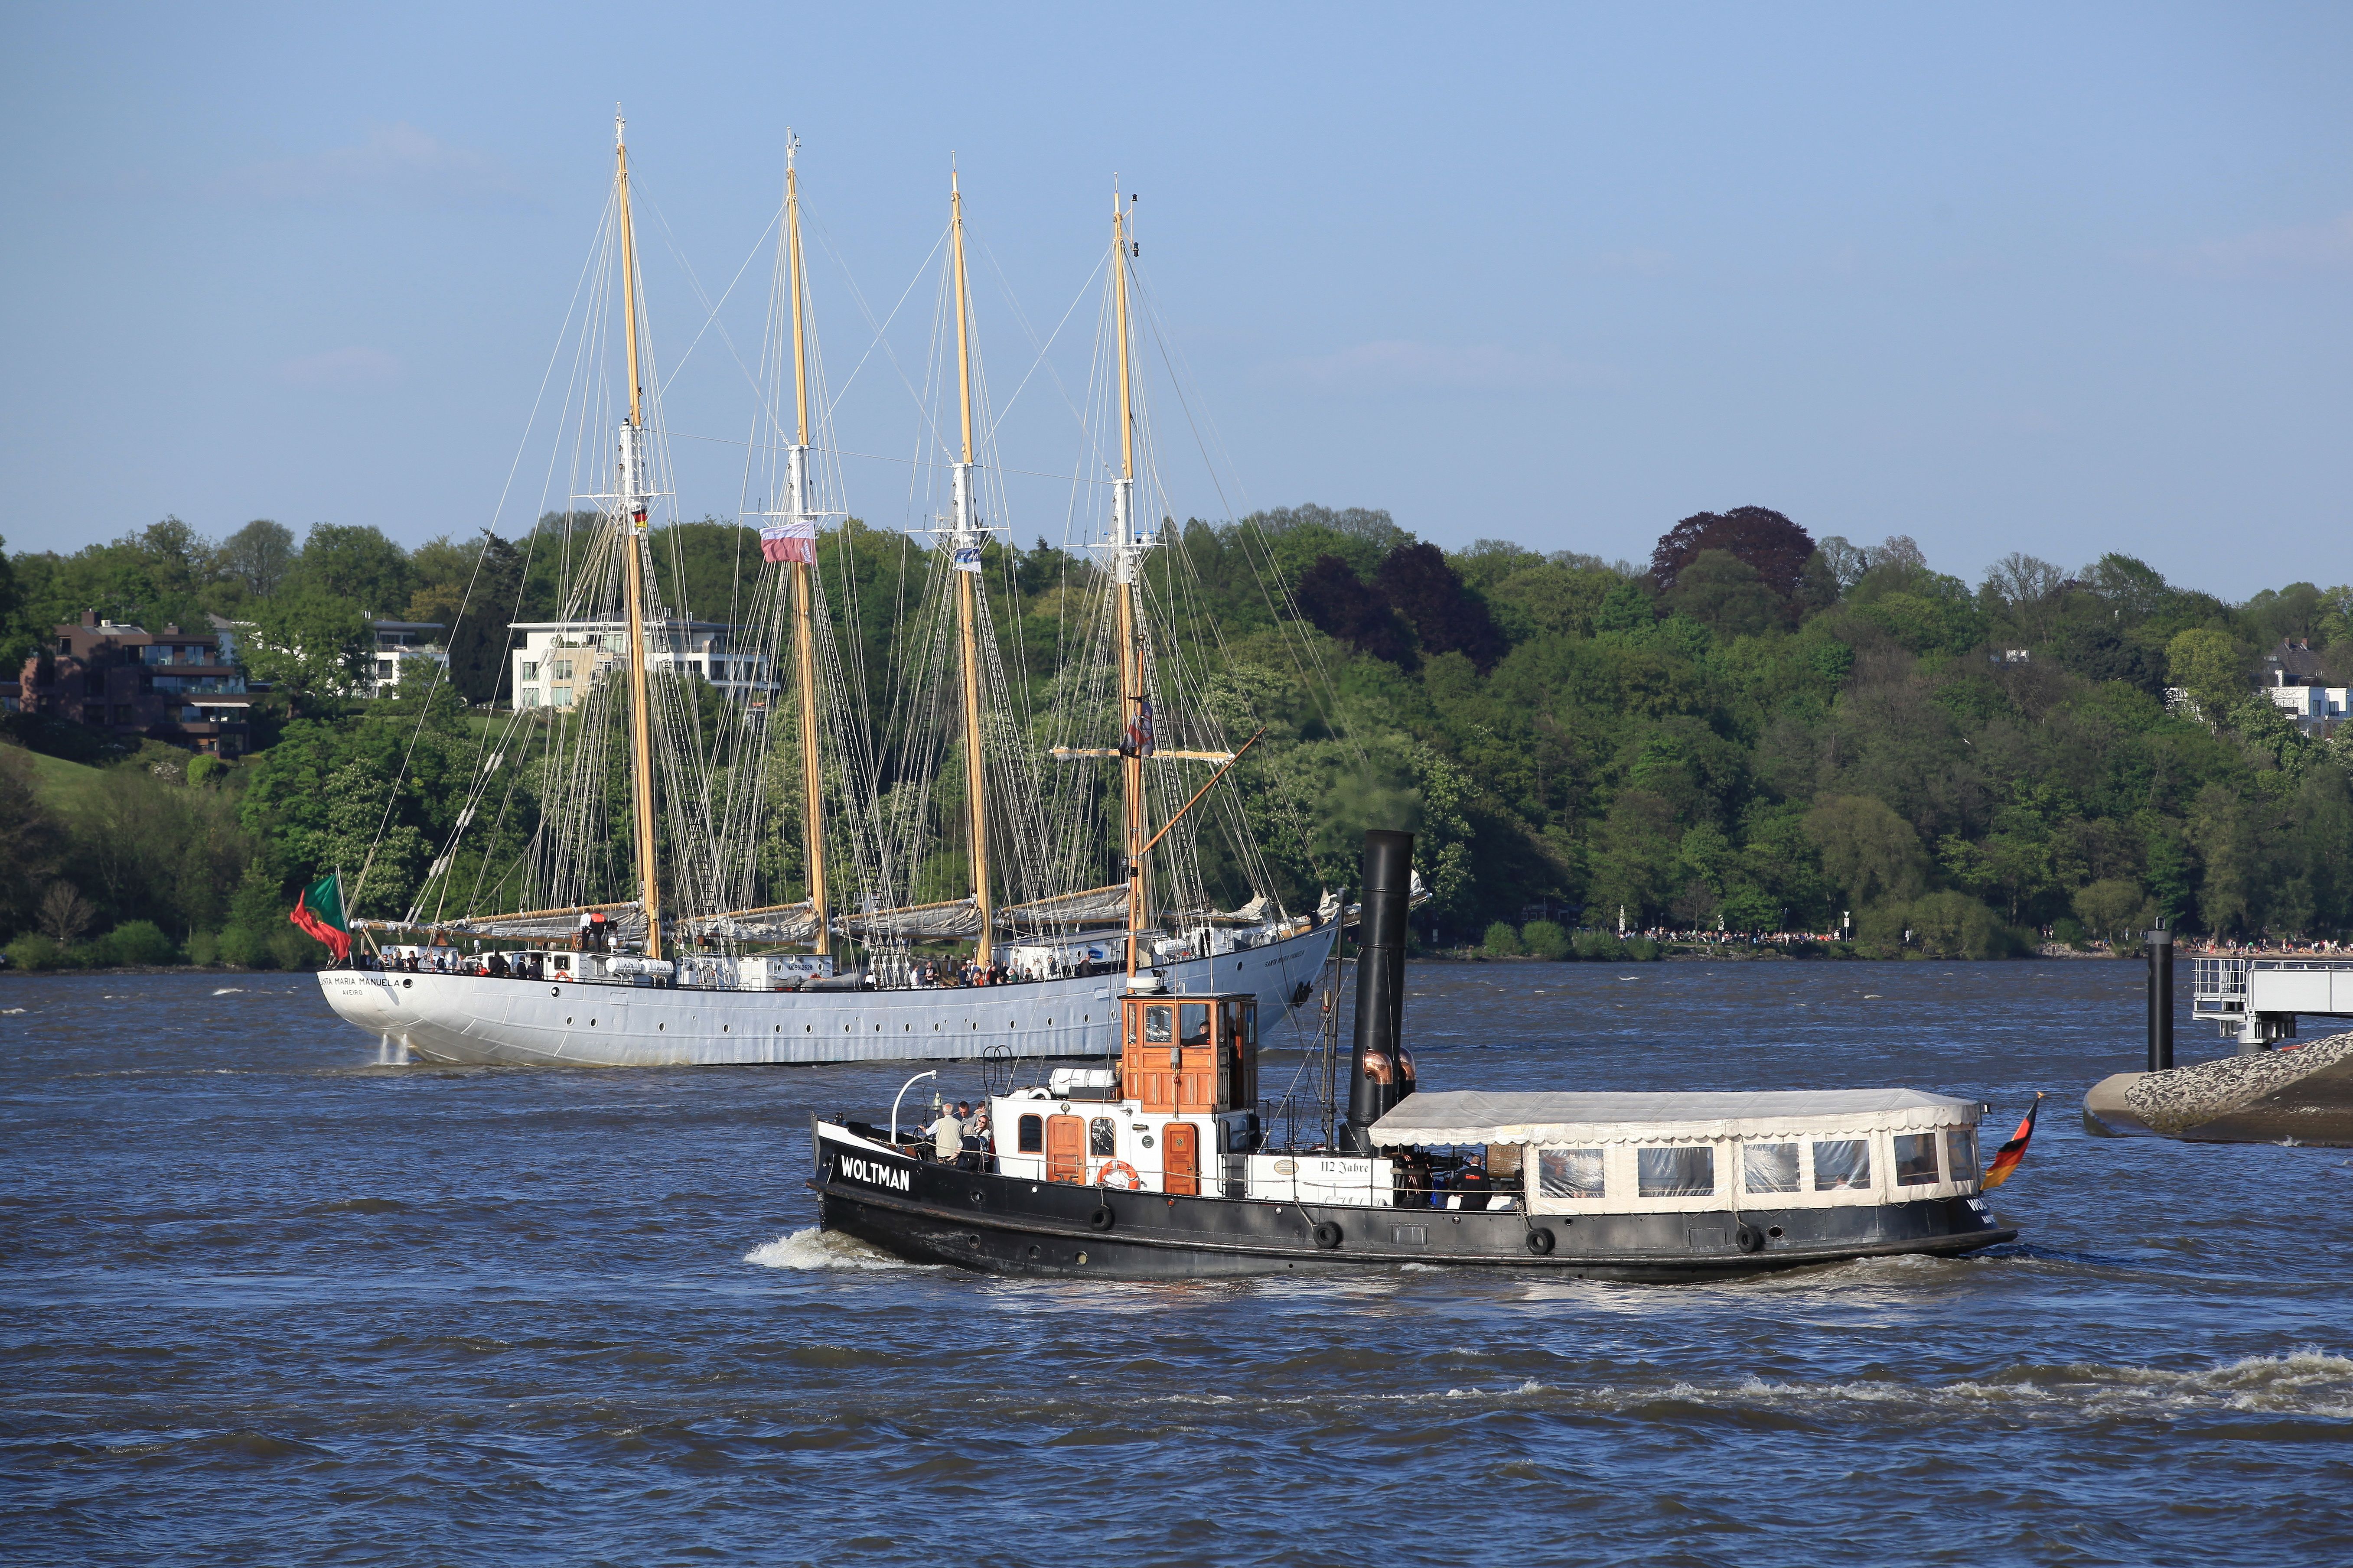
[317,120,1343,1066]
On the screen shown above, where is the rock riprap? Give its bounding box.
[2084,1030,2353,1145]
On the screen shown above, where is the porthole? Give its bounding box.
[589,1018,595,1026]
[659,1022,665,1030]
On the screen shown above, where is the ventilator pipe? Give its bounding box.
[1341,829,1414,1155]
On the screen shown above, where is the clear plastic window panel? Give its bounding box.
[1636,1145,1716,1197]
[1893,1132,1940,1187]
[1812,1138,1872,1191]
[1743,1142,1800,1194]
[1537,1147,1606,1199]
[1945,1127,1978,1186]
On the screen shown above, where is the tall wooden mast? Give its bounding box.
[949,174,994,966]
[615,114,662,960]
[784,140,829,956]
[1111,197,1148,977]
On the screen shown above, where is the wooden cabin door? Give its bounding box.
[1045,1115,1085,1184]
[1163,1122,1199,1196]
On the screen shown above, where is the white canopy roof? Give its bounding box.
[1366,1088,1981,1147]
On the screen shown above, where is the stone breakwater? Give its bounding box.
[2085,1031,2353,1145]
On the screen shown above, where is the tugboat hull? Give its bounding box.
[811,1126,2015,1282]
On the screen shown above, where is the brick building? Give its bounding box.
[18,611,252,756]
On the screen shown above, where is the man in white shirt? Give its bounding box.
[928,1105,963,1162]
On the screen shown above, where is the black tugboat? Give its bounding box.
[810,831,2016,1281]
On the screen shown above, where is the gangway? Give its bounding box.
[2192,956,2353,1047]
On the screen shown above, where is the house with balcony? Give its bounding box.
[368,619,448,697]
[2259,638,2348,736]
[506,619,778,712]
[17,611,251,756]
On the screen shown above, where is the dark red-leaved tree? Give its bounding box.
[1375,542,1506,672]
[1294,554,1418,669]
[1650,506,1815,598]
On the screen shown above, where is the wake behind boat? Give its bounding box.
[811,830,2017,1279]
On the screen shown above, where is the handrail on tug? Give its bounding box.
[890,1070,939,1144]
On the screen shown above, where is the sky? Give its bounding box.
[3,1,2349,600]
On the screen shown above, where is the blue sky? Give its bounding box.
[3,1,2348,599]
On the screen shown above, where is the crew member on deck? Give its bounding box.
[928,1104,964,1163]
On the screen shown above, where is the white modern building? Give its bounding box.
[2265,683,2350,735]
[368,620,447,698]
[508,620,779,712]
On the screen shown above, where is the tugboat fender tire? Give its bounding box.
[1095,1160,1143,1190]
[1525,1227,1556,1256]
[1088,1205,1117,1231]
[1311,1220,1344,1249]
[1735,1223,1764,1253]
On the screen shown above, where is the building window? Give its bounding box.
[552,686,573,708]
[552,660,573,681]
[1743,1142,1800,1194]
[1089,1117,1116,1157]
[521,660,539,681]
[1893,1133,1940,1187]
[521,688,540,708]
[1812,1139,1872,1191]
[377,659,396,679]
[1636,1145,1715,1197]
[1537,1147,1606,1199]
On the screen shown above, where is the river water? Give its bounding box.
[3,961,2347,1566]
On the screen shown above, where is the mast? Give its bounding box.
[949,174,994,966]
[785,139,829,956]
[614,114,662,961]
[1111,195,1147,977]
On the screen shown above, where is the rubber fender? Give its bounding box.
[1088,1205,1116,1232]
[1525,1227,1555,1256]
[1735,1223,1763,1253]
[1311,1220,1343,1249]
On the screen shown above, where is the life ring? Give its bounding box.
[1525,1227,1556,1256]
[1734,1223,1764,1253]
[1095,1160,1143,1191]
[1312,1220,1343,1249]
[1088,1205,1117,1232]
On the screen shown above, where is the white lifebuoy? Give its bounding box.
[1095,1159,1143,1190]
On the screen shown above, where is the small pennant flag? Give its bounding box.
[1979,1093,2044,1191]
[952,544,984,573]
[1119,696,1156,758]
[289,871,352,962]
[761,518,816,565]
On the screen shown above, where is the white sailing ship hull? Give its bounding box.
[317,923,1337,1067]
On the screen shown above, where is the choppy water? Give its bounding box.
[3,962,2348,1566]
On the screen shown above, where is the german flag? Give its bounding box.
[1979,1093,2044,1191]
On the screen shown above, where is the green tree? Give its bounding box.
[246,592,370,715]
[2166,628,2241,719]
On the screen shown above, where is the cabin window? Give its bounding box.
[1812,1139,1872,1191]
[1143,1005,1173,1044]
[1945,1127,1978,1185]
[1017,1114,1043,1153]
[1742,1142,1800,1194]
[1893,1132,1940,1187]
[1221,998,1255,1048]
[1537,1148,1606,1199]
[1178,1003,1210,1047]
[1636,1145,1715,1197]
[1089,1117,1116,1157]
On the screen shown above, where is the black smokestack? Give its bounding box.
[1341,829,1413,1155]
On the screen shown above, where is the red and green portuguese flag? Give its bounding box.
[290,871,351,962]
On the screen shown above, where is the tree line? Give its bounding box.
[1,503,2348,970]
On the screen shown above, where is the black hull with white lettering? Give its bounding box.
[809,1121,2015,1282]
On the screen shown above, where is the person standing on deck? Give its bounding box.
[928,1105,964,1163]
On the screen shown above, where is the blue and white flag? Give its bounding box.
[952,545,984,573]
